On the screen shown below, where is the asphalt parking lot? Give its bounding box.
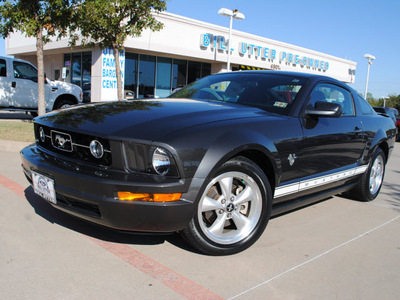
[0,137,399,299]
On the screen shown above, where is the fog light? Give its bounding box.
[90,140,104,158]
[118,192,181,202]
[152,147,171,175]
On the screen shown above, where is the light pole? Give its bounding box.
[364,53,375,100]
[218,8,245,72]
[383,96,389,107]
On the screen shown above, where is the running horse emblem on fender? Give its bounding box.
[288,154,297,166]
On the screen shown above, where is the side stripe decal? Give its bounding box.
[274,165,368,198]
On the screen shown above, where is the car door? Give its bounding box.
[0,58,10,106]
[12,61,38,108]
[297,83,366,178]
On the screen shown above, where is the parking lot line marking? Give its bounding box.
[0,174,26,198]
[89,237,224,300]
[0,174,224,300]
[228,214,400,300]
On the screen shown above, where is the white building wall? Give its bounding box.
[90,47,103,101]
[5,11,357,100]
[121,12,356,83]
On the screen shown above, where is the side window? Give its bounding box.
[358,95,374,115]
[13,61,38,81]
[0,59,6,77]
[308,84,355,116]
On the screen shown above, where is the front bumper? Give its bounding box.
[20,145,196,232]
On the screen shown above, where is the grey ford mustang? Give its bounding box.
[21,71,396,255]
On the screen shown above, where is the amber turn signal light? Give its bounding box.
[118,192,182,202]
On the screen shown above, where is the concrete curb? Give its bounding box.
[0,139,33,152]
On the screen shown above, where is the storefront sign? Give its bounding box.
[200,33,329,71]
[101,48,125,101]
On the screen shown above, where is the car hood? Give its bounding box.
[36,99,270,141]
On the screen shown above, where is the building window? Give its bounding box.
[172,59,187,90]
[124,53,138,98]
[123,52,212,98]
[71,52,81,86]
[64,52,92,102]
[138,55,156,98]
[188,61,201,84]
[156,57,172,98]
[202,63,211,78]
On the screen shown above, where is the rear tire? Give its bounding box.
[181,157,272,255]
[351,148,386,202]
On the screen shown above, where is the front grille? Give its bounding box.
[35,123,112,166]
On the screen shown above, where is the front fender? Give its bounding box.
[177,128,280,207]
[192,128,280,184]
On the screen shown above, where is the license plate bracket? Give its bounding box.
[32,171,56,204]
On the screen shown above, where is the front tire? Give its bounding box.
[54,98,75,110]
[181,157,272,255]
[352,148,386,202]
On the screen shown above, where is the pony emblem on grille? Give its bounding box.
[55,135,69,147]
[51,130,73,152]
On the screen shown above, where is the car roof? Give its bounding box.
[214,70,344,84]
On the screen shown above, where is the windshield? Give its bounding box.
[169,72,307,116]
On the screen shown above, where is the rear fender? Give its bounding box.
[363,127,391,164]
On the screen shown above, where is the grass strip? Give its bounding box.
[0,121,35,142]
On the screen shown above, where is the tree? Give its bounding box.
[74,0,166,101]
[362,92,400,110]
[380,95,400,111]
[0,0,75,116]
[365,92,375,103]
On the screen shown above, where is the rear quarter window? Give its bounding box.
[358,96,374,115]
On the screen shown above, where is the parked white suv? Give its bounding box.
[0,56,82,116]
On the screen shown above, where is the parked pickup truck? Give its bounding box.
[0,56,82,116]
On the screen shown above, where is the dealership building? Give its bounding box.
[5,11,357,102]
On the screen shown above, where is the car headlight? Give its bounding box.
[152,147,171,175]
[124,142,179,177]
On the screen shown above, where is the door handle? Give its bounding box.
[11,81,16,88]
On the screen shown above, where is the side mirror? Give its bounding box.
[124,90,135,99]
[305,101,342,118]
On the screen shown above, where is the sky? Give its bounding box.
[1,0,399,98]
